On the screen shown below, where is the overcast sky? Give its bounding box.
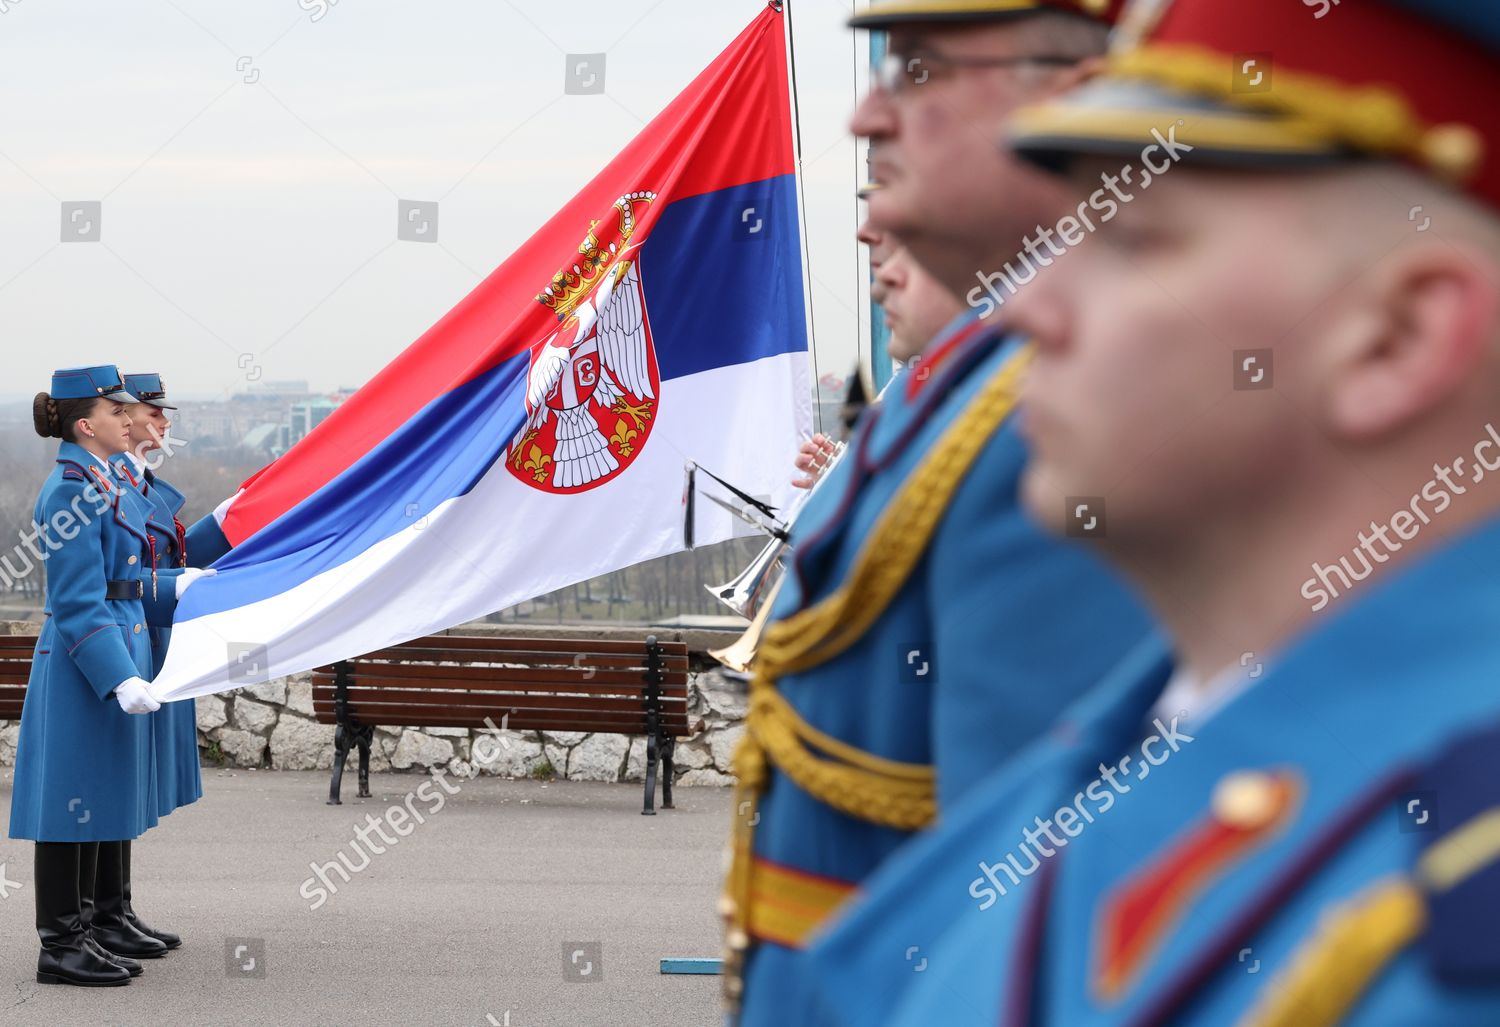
[0,0,866,406]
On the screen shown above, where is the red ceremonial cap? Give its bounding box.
[849,0,1127,31]
[1005,0,1499,209]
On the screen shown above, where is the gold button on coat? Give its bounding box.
[1212,771,1283,830]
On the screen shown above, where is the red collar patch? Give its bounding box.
[1094,768,1301,1002]
[904,318,993,401]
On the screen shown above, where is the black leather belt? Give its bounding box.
[104,580,144,601]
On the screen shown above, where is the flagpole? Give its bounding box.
[863,21,895,395]
[778,0,824,434]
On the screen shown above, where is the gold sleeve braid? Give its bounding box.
[1236,878,1425,1027]
[721,345,1033,1006]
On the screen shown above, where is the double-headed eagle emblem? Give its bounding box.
[508,193,659,492]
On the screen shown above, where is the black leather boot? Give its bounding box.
[122,840,181,949]
[90,841,167,959]
[79,843,142,978]
[34,842,131,987]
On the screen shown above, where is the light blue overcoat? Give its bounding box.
[9,442,183,842]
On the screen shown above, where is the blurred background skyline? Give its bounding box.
[0,0,869,622]
[0,0,865,407]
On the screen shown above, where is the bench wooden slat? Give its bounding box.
[313,703,690,735]
[314,686,687,715]
[311,674,687,698]
[316,692,690,716]
[350,647,688,672]
[309,661,682,688]
[313,695,690,723]
[366,635,688,658]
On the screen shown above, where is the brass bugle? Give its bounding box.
[703,437,847,621]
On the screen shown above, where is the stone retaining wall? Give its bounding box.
[0,621,745,785]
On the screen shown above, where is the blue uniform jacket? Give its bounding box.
[808,515,1500,1026]
[740,318,1152,1026]
[9,442,185,842]
[113,458,205,815]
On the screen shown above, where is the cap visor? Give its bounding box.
[101,388,142,403]
[1007,78,1347,174]
[849,1,1044,29]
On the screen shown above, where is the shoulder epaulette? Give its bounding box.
[1415,720,1500,985]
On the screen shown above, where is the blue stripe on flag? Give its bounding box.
[642,173,807,381]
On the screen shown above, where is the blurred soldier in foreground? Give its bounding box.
[810,1,1500,1024]
[725,2,1154,1022]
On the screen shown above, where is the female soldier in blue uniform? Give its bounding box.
[102,371,222,955]
[10,365,196,987]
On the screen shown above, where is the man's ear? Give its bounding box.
[1326,242,1499,441]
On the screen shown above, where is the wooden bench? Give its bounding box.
[0,635,35,721]
[311,634,694,813]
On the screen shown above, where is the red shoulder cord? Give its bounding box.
[147,534,159,602]
[173,516,188,568]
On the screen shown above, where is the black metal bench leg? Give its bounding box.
[356,725,373,798]
[660,733,676,810]
[642,731,659,816]
[328,724,353,805]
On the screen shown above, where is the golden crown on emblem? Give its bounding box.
[536,192,656,322]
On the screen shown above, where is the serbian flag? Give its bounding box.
[151,7,809,701]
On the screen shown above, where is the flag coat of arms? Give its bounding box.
[152,7,809,700]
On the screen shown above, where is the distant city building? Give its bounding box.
[172,387,352,457]
[241,423,280,453]
[276,395,343,455]
[183,406,239,448]
[288,399,340,448]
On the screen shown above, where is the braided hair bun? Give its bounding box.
[33,392,95,442]
[32,393,62,439]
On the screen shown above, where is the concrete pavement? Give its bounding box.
[0,767,731,1026]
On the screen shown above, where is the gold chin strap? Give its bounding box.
[721,345,1033,1010]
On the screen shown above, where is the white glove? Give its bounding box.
[213,489,244,527]
[115,677,160,715]
[176,567,217,600]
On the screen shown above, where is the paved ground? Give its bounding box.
[0,767,731,1026]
